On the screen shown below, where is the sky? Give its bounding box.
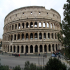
[0,0,66,39]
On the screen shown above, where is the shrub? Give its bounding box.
[0,65,9,70]
[45,58,67,70]
[13,65,21,70]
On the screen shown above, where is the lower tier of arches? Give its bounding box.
[2,44,61,54]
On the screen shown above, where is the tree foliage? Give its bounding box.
[13,65,21,70]
[58,0,70,47]
[0,65,9,70]
[45,58,66,70]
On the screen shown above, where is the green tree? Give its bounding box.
[58,0,70,58]
[0,65,9,70]
[45,58,66,70]
[13,65,21,70]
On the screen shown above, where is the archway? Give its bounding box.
[14,46,16,53]
[30,45,33,53]
[10,46,12,52]
[48,44,51,52]
[21,46,24,53]
[17,46,19,53]
[40,45,42,52]
[26,45,28,53]
[35,45,38,52]
[52,44,54,51]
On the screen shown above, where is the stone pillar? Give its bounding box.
[9,45,10,52]
[15,45,17,53]
[19,45,21,53]
[33,32,34,40]
[20,33,22,40]
[46,32,48,40]
[42,22,43,28]
[45,22,47,28]
[16,34,18,40]
[33,45,35,53]
[37,21,39,28]
[43,45,44,53]
[47,44,48,53]
[24,33,26,40]
[12,45,13,53]
[24,22,26,29]
[29,22,30,28]
[42,32,43,40]
[33,22,34,28]
[20,22,22,29]
[38,45,40,53]
[28,45,30,54]
[38,32,39,40]
[17,23,18,29]
[54,44,56,51]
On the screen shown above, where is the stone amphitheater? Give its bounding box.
[2,6,62,54]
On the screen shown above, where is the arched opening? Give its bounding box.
[21,46,24,53]
[35,45,38,52]
[34,22,37,28]
[17,46,19,53]
[50,23,52,28]
[11,35,13,41]
[18,34,20,40]
[48,33,50,39]
[44,45,47,52]
[30,45,33,53]
[14,46,16,53]
[30,33,33,39]
[22,33,24,40]
[40,45,42,52]
[39,22,41,27]
[51,33,53,39]
[34,33,38,39]
[55,33,56,39]
[15,24,17,29]
[14,34,16,40]
[39,33,42,39]
[44,33,46,39]
[26,22,29,28]
[48,44,51,52]
[26,33,28,39]
[10,46,12,52]
[56,44,57,51]
[43,22,45,27]
[22,23,24,28]
[52,44,54,51]
[30,22,33,28]
[8,46,9,52]
[26,45,28,53]
[47,23,49,28]
[18,23,20,29]
[12,25,14,30]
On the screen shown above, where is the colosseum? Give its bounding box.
[2,6,62,54]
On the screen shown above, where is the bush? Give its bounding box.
[13,65,21,70]
[45,58,67,70]
[0,65,9,70]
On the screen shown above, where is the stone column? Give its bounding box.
[46,32,48,40]
[9,45,10,52]
[47,44,48,53]
[28,22,30,28]
[33,32,34,40]
[38,32,39,40]
[20,33,22,40]
[42,22,43,28]
[20,22,22,29]
[38,45,40,53]
[24,22,26,29]
[42,32,43,40]
[45,22,47,28]
[28,45,30,54]
[12,45,14,53]
[15,45,17,53]
[17,23,18,29]
[24,33,26,40]
[33,45,35,53]
[33,22,34,28]
[43,44,44,53]
[54,44,56,51]
[16,34,18,40]
[19,45,21,53]
[37,21,39,28]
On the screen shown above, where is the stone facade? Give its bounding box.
[2,6,62,54]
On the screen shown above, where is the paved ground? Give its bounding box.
[0,53,70,69]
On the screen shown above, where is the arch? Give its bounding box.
[39,33,42,39]
[35,45,38,52]
[11,35,13,41]
[44,45,47,52]
[30,45,33,53]
[50,23,52,28]
[22,33,24,39]
[17,46,19,53]
[22,23,24,28]
[26,22,29,28]
[39,22,41,27]
[12,25,14,30]
[48,33,50,39]
[43,22,45,27]
[48,44,51,52]
[34,22,37,27]
[34,33,38,39]
[40,45,42,52]
[26,33,28,39]
[30,33,33,39]
[44,33,46,39]
[15,24,17,29]
[56,44,57,51]
[13,46,16,53]
[51,33,53,39]
[47,23,49,28]
[21,46,24,53]
[30,22,33,28]
[14,34,16,40]
[10,46,12,52]
[26,45,28,53]
[18,34,20,40]
[52,44,54,51]
[18,23,20,29]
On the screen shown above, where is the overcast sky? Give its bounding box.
[0,0,66,39]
